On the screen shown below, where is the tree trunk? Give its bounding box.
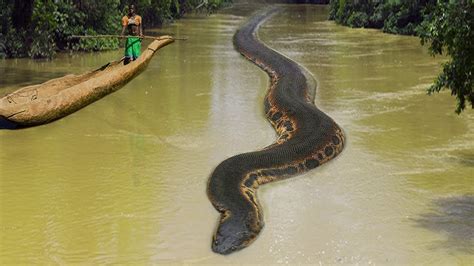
[11,0,35,30]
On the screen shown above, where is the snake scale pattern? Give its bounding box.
[207,7,345,255]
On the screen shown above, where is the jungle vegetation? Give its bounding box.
[0,0,231,59]
[329,0,473,113]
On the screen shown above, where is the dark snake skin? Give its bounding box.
[207,7,345,255]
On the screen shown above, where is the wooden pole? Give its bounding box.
[70,35,188,41]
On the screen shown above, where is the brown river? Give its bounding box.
[1,3,473,265]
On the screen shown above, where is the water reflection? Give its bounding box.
[0,67,67,96]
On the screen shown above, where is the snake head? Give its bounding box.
[212,212,263,255]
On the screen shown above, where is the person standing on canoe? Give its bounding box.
[121,4,143,65]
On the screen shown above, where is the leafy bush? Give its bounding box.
[347,11,369,28]
[382,12,399,33]
[329,0,432,35]
[369,3,389,28]
[0,34,7,59]
[54,2,86,51]
[336,0,351,24]
[29,0,58,58]
[73,29,119,51]
[136,0,182,27]
[199,0,233,13]
[328,0,339,20]
[3,30,28,58]
[134,0,232,27]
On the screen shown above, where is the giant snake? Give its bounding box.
[207,7,345,255]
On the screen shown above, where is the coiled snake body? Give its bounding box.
[207,7,345,255]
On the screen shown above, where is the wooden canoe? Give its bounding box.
[0,36,174,129]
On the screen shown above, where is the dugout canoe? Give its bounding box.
[0,36,174,129]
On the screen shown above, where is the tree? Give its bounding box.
[11,0,35,30]
[419,1,473,113]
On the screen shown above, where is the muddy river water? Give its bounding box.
[1,3,473,264]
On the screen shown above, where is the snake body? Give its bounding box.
[207,7,345,255]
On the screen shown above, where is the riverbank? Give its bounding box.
[328,1,430,35]
[0,0,232,59]
[328,0,473,114]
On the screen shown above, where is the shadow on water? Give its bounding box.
[414,195,474,254]
[0,117,20,130]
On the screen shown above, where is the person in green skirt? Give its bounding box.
[121,4,143,65]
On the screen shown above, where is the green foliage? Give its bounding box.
[58,0,122,53]
[132,0,182,27]
[128,0,232,27]
[29,0,58,59]
[0,1,24,57]
[0,1,10,35]
[336,0,348,23]
[2,29,28,58]
[54,2,87,50]
[347,11,369,27]
[329,0,339,20]
[203,0,229,11]
[418,1,473,113]
[0,35,6,59]
[329,0,432,34]
[78,0,122,33]
[0,0,122,58]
